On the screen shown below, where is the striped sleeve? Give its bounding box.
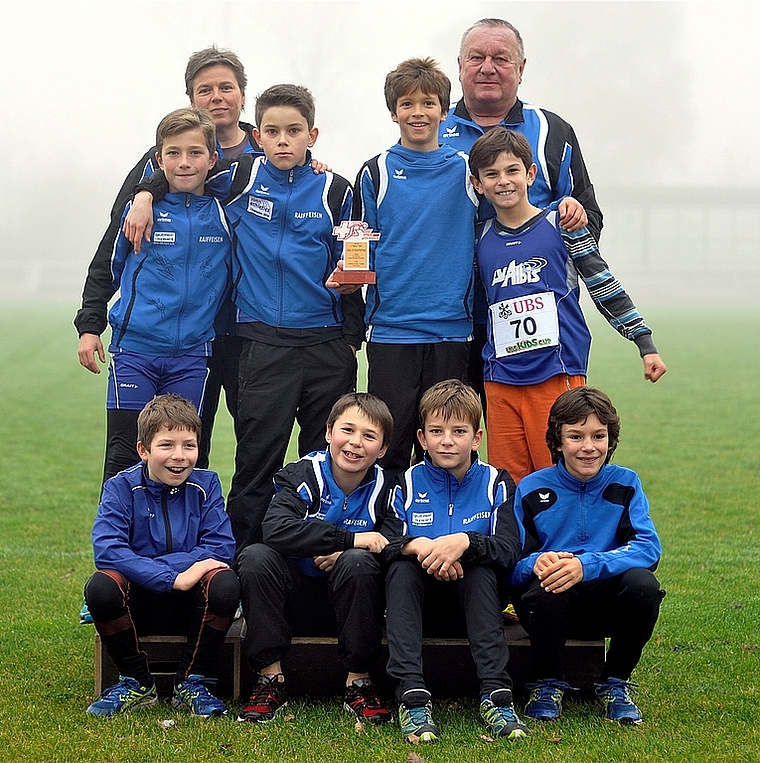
[562,227,657,356]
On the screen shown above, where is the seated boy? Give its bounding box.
[128,85,360,552]
[236,393,394,725]
[383,380,527,742]
[468,127,667,483]
[510,386,665,723]
[343,58,479,475]
[84,395,239,717]
[101,107,232,482]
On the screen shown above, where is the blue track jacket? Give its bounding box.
[384,456,521,571]
[262,450,393,577]
[353,143,479,343]
[108,193,232,357]
[510,460,661,588]
[92,464,236,594]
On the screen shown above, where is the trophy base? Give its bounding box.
[334,270,376,285]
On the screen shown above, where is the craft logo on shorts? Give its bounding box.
[248,196,274,220]
[153,231,176,245]
[411,511,434,527]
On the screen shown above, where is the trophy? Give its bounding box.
[331,221,380,284]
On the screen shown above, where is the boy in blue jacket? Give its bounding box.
[103,108,232,481]
[342,58,479,475]
[85,395,239,718]
[510,386,664,724]
[129,85,359,552]
[383,380,527,742]
[235,393,394,725]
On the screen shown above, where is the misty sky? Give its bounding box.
[0,1,758,302]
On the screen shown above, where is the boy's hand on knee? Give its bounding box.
[420,533,469,579]
[313,552,341,572]
[538,556,583,594]
[173,558,229,591]
[353,531,388,553]
[534,551,573,576]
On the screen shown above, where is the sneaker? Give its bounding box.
[86,676,158,717]
[237,673,287,723]
[595,678,643,725]
[524,679,578,721]
[480,689,529,739]
[398,688,440,742]
[344,679,392,725]
[172,674,227,718]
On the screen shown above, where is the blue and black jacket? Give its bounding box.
[510,460,662,588]
[261,450,393,577]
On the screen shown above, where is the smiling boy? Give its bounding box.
[342,58,479,475]
[468,127,667,483]
[510,387,664,724]
[382,380,527,742]
[235,393,395,726]
[85,395,239,718]
[100,108,232,485]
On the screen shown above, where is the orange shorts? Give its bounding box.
[485,374,585,484]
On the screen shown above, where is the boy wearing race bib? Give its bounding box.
[468,129,667,483]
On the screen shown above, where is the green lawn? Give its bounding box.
[0,303,758,762]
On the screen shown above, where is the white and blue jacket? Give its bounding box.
[510,460,662,588]
[262,450,393,577]
[92,463,236,594]
[384,456,521,571]
[108,193,232,357]
[440,98,602,240]
[353,143,479,344]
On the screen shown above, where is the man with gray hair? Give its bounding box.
[442,18,601,238]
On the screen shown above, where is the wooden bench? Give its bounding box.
[94,619,605,700]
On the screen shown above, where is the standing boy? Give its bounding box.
[129,85,360,551]
[236,394,394,725]
[347,58,479,474]
[510,386,664,724]
[100,107,232,481]
[468,128,667,482]
[85,395,239,717]
[383,380,527,742]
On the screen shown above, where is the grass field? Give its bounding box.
[0,303,758,762]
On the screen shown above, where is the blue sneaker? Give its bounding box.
[87,676,158,717]
[173,675,227,717]
[399,688,440,742]
[524,679,578,721]
[480,689,529,739]
[595,678,643,724]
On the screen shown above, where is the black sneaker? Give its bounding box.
[343,679,392,725]
[237,674,287,723]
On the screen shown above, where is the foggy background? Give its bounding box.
[1,0,758,308]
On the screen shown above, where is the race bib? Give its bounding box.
[490,291,559,358]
